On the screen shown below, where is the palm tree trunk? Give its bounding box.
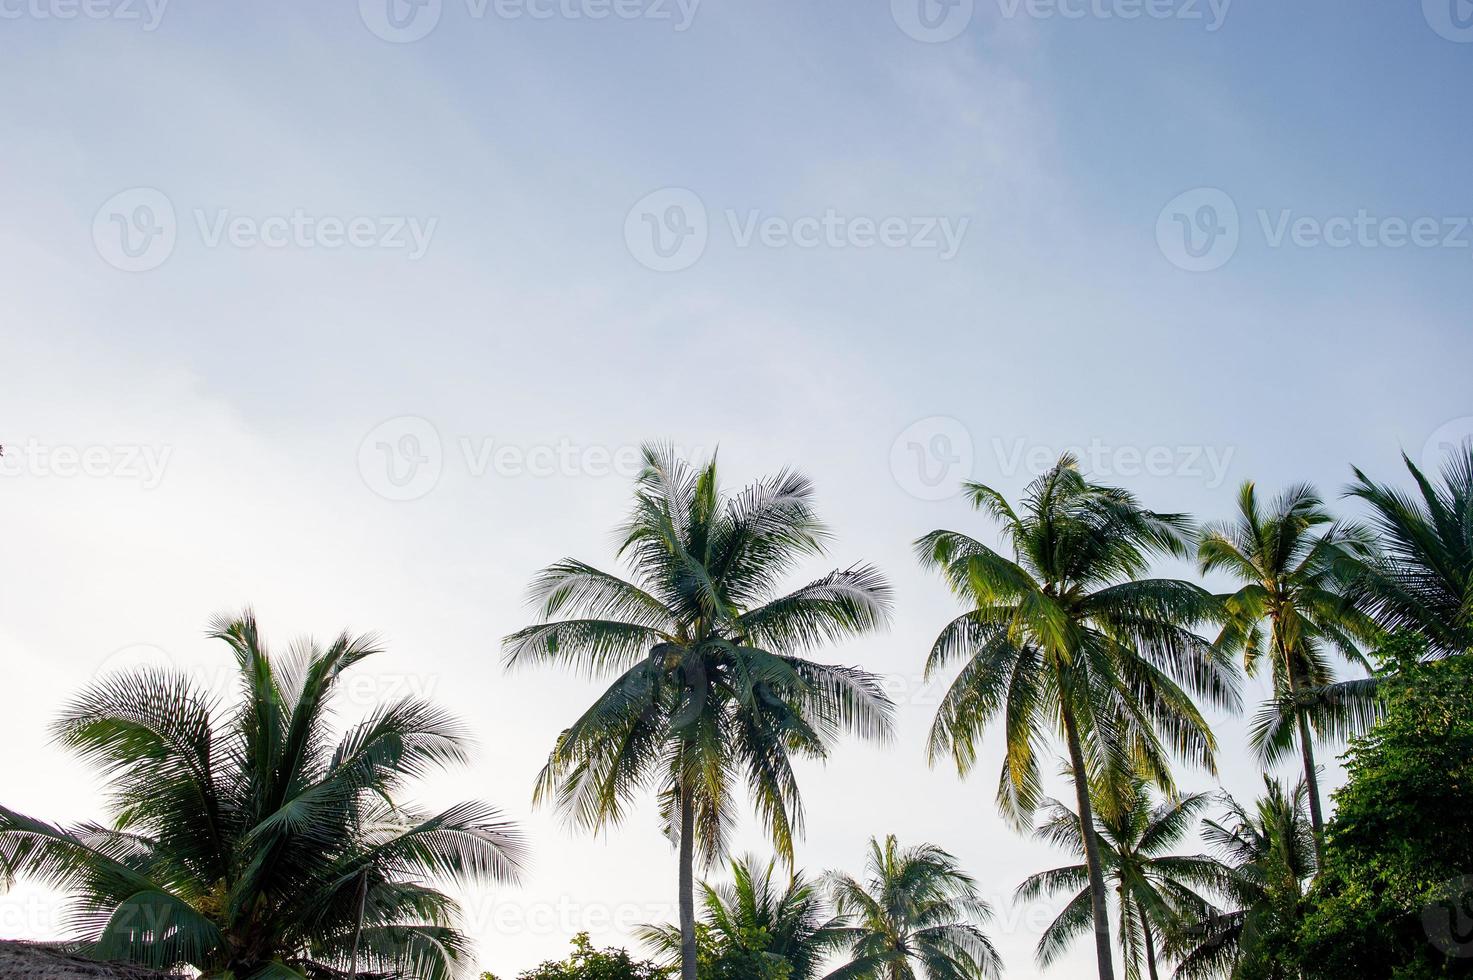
[349,871,369,980]
[1062,706,1116,980]
[1285,668,1326,867]
[1142,917,1161,980]
[678,779,698,980]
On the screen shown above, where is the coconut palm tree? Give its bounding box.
[1168,778,1316,980]
[916,456,1238,980]
[640,854,851,979]
[0,611,525,980]
[1343,442,1473,657]
[823,835,1000,980]
[1197,481,1380,858]
[504,445,895,980]
[1016,779,1224,980]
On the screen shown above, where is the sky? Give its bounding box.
[1,0,1470,976]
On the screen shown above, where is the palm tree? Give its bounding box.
[640,854,851,979]
[824,835,1001,980]
[917,456,1238,980]
[0,611,525,979]
[1197,481,1381,858]
[1016,778,1224,980]
[1343,442,1473,657]
[504,445,895,980]
[1168,778,1316,980]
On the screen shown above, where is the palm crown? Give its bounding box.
[1343,442,1473,657]
[504,445,895,980]
[1197,481,1380,849]
[0,611,525,980]
[916,456,1237,980]
[824,835,1001,980]
[1017,779,1223,980]
[640,854,851,980]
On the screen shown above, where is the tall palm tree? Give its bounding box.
[1168,778,1316,980]
[824,835,1001,980]
[1197,482,1380,857]
[0,611,525,980]
[640,854,851,979]
[1016,779,1224,980]
[1343,442,1473,657]
[917,456,1238,980]
[504,445,895,980]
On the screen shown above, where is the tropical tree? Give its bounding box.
[492,933,671,980]
[823,835,1001,980]
[504,445,895,980]
[1016,779,1224,980]
[917,456,1238,980]
[1197,481,1381,857]
[0,611,525,980]
[640,854,850,980]
[1343,442,1473,657]
[1168,778,1317,980]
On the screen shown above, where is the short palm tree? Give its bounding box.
[824,835,1001,980]
[1016,779,1224,980]
[640,854,851,979]
[1197,481,1380,856]
[0,611,525,979]
[1168,778,1317,980]
[1343,442,1473,657]
[504,445,895,980]
[917,456,1238,980]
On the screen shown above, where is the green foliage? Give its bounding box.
[826,835,1000,979]
[1167,778,1317,980]
[495,933,671,980]
[1295,635,1473,978]
[1343,442,1473,658]
[639,855,848,980]
[0,611,525,980]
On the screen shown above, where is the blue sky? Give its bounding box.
[1,1,1470,976]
